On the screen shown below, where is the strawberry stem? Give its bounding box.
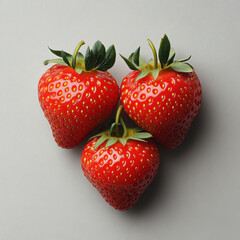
[120,117,127,138]
[72,40,85,69]
[115,105,123,137]
[147,39,158,69]
[91,104,153,149]
[114,105,128,138]
[115,105,123,125]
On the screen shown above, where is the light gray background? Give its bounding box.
[0,0,239,239]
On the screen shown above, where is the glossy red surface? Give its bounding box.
[38,64,119,148]
[81,139,160,210]
[120,69,202,148]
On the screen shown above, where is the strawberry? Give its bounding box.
[38,41,119,148]
[81,106,160,210]
[120,34,202,148]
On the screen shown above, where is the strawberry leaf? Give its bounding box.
[85,41,116,71]
[128,127,153,142]
[119,138,127,146]
[89,132,103,140]
[135,69,150,81]
[97,45,116,71]
[167,48,176,65]
[61,51,71,66]
[120,54,138,70]
[170,62,193,72]
[159,34,171,68]
[72,58,76,69]
[176,55,191,62]
[128,52,134,62]
[85,47,96,71]
[48,47,71,58]
[133,132,152,139]
[128,137,146,142]
[151,69,160,80]
[76,52,85,70]
[105,138,118,148]
[132,47,140,66]
[92,40,106,66]
[43,59,67,66]
[75,68,83,74]
[47,47,72,66]
[94,135,108,150]
[76,52,84,62]
[46,41,114,72]
[134,127,144,132]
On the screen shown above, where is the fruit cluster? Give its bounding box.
[38,35,202,210]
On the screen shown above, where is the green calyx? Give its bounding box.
[44,40,116,74]
[120,34,193,81]
[90,105,152,150]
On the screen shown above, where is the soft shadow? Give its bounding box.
[127,157,168,215]
[126,96,211,214]
[160,95,210,162]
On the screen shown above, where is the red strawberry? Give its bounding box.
[81,106,160,210]
[120,35,202,148]
[38,41,119,148]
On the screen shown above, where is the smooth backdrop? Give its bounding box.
[0,0,240,239]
